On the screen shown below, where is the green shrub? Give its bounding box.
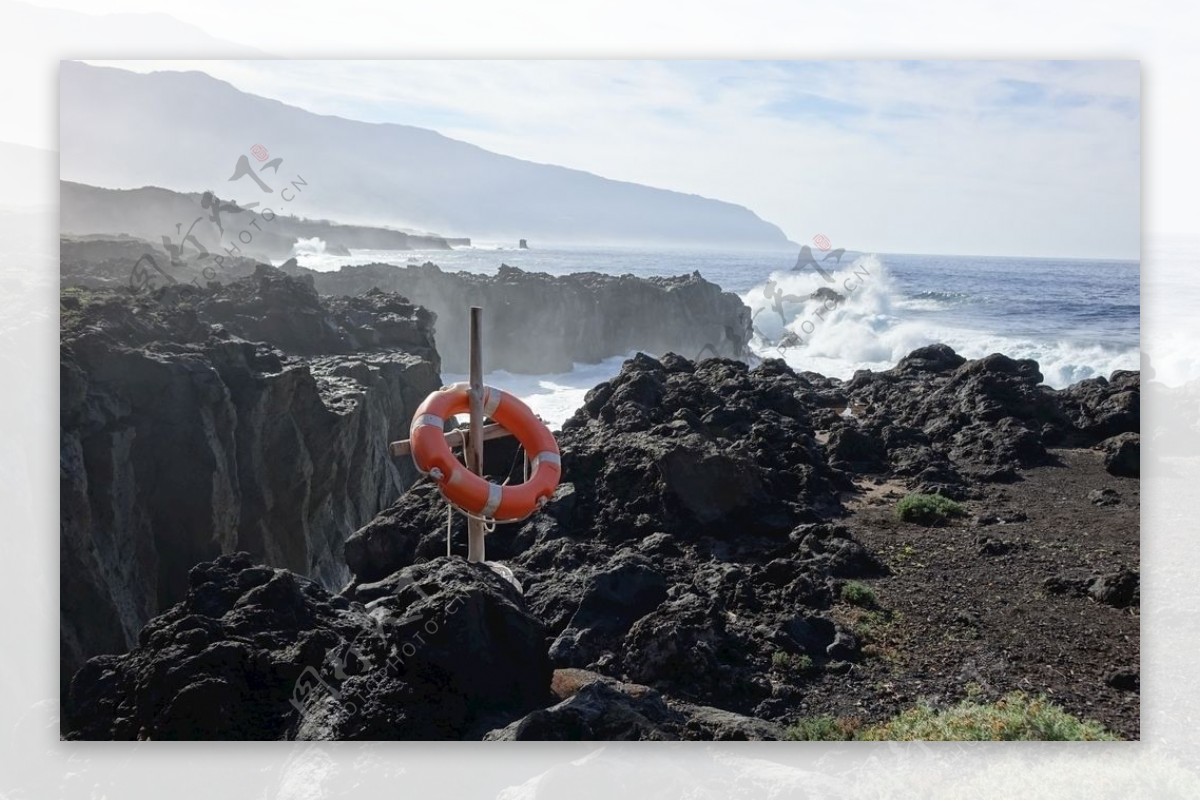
[785,715,859,741]
[895,492,966,525]
[840,580,878,608]
[838,606,897,646]
[771,651,815,674]
[858,692,1117,741]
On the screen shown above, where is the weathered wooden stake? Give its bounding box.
[466,306,486,563]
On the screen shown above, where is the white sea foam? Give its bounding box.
[283,247,489,274]
[450,242,516,251]
[442,253,1137,424]
[442,354,632,430]
[290,236,328,256]
[740,255,1138,388]
[313,248,1137,421]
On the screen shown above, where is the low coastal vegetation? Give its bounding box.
[784,714,860,741]
[840,580,879,608]
[771,651,815,675]
[59,285,106,331]
[895,492,966,525]
[833,583,899,663]
[786,693,1117,741]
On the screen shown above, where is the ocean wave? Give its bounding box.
[284,247,414,273]
[450,243,511,251]
[290,237,328,256]
[894,290,976,312]
[911,290,973,301]
[443,354,632,430]
[742,255,1138,388]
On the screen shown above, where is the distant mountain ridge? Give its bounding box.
[59,62,793,250]
[60,180,465,262]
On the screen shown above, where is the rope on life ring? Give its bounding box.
[409,383,561,524]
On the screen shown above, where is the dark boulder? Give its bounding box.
[810,287,845,306]
[782,614,839,656]
[485,677,676,741]
[1106,668,1140,692]
[1043,565,1139,609]
[1055,372,1140,444]
[824,425,887,473]
[1043,567,1096,598]
[305,558,552,739]
[485,670,785,741]
[621,594,735,697]
[547,554,668,667]
[1099,433,1140,478]
[558,354,844,536]
[842,346,1066,482]
[790,523,889,578]
[64,553,552,741]
[656,443,768,524]
[343,483,446,583]
[1088,567,1140,608]
[65,553,375,740]
[895,343,966,375]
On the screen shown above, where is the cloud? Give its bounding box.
[85,59,1140,258]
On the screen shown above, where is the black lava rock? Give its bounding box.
[64,553,551,741]
[1099,433,1140,478]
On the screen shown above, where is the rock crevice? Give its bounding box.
[60,266,442,690]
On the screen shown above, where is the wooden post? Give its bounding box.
[466,306,486,563]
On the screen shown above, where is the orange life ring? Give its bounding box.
[409,383,561,522]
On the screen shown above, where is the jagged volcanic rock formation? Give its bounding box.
[63,553,552,740]
[281,260,753,373]
[60,266,440,693]
[818,344,1141,490]
[484,668,788,740]
[337,347,1139,735]
[64,344,1141,740]
[343,354,884,723]
[60,235,263,290]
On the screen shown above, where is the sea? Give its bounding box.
[288,240,1141,428]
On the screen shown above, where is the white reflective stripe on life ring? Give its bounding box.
[410,414,444,436]
[483,386,502,417]
[531,451,561,473]
[446,383,502,417]
[480,482,503,517]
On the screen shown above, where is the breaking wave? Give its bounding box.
[289,237,328,256]
[741,255,1138,388]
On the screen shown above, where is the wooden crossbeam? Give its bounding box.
[389,422,513,458]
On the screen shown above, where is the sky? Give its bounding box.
[83,59,1140,260]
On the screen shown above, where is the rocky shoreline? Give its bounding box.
[60,266,442,692]
[280,260,753,373]
[61,285,1140,739]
